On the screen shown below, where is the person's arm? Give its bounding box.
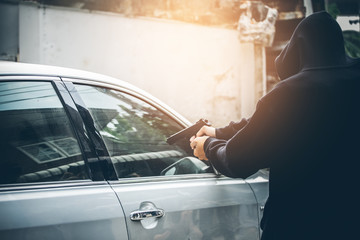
[203,100,274,178]
[203,84,297,178]
[215,118,250,140]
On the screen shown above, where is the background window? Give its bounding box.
[0,81,88,184]
[75,84,210,178]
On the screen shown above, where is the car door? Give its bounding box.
[0,77,128,240]
[70,80,265,240]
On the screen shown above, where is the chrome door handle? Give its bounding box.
[130,208,164,221]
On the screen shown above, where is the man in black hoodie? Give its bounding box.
[190,11,360,240]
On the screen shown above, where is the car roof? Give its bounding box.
[0,61,136,89]
[0,61,191,126]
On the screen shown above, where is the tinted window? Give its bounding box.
[0,81,88,184]
[75,84,210,178]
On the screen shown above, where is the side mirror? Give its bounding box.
[160,157,212,176]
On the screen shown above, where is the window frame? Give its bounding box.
[63,77,218,182]
[0,76,102,188]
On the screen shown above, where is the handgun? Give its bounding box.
[167,119,211,145]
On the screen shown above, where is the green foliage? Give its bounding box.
[326,3,341,19]
[343,30,360,58]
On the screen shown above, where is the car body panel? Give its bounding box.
[0,182,128,240]
[110,175,260,240]
[245,170,270,231]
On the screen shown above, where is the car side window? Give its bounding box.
[74,84,210,178]
[0,81,88,184]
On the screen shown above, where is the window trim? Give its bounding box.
[0,76,59,82]
[54,79,104,181]
[108,173,223,185]
[0,180,107,192]
[60,80,118,181]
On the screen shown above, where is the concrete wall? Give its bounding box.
[18,3,260,126]
[0,2,19,61]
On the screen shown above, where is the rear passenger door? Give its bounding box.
[0,77,128,240]
[71,81,262,240]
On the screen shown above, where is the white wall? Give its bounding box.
[19,3,258,126]
[337,16,360,32]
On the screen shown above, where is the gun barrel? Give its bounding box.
[166,119,211,145]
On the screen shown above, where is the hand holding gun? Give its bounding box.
[167,118,220,175]
[166,119,211,145]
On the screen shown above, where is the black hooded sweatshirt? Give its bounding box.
[204,11,360,240]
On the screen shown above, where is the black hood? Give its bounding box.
[275,11,356,80]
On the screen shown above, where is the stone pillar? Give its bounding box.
[254,44,267,106]
[237,1,278,117]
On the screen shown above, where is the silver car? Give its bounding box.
[0,61,268,240]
